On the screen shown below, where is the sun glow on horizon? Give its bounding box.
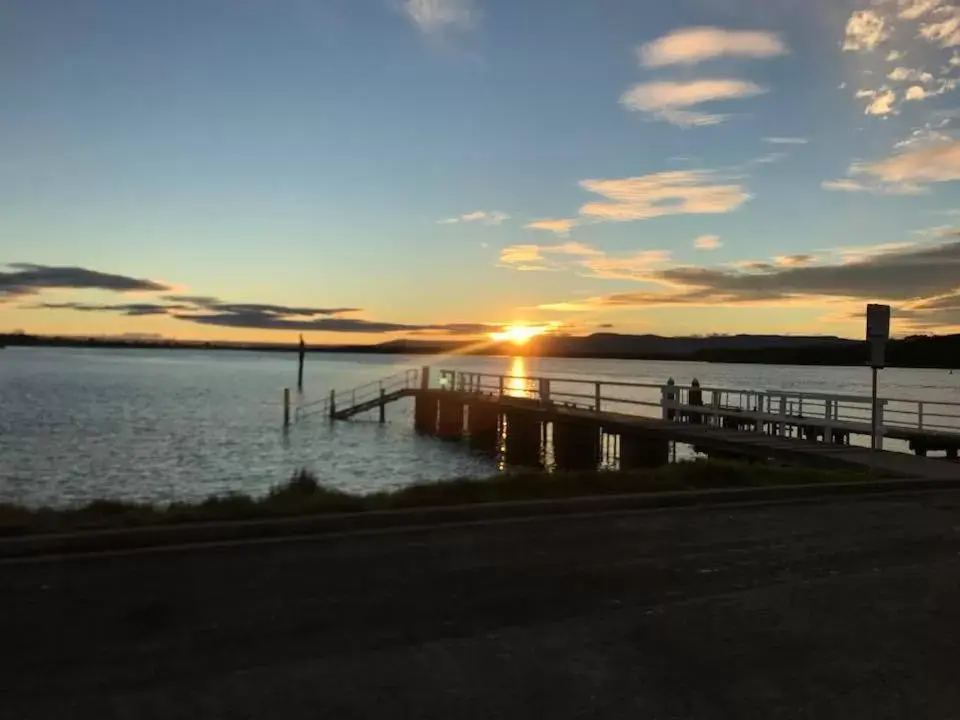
[489,323,553,345]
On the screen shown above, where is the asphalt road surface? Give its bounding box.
[5,492,960,719]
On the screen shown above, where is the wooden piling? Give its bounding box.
[283,388,291,427]
[297,334,305,391]
[504,411,542,467]
[379,389,386,424]
[437,398,464,440]
[620,432,669,469]
[552,420,600,471]
[466,403,499,452]
[415,393,439,435]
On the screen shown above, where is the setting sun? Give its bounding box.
[490,324,551,345]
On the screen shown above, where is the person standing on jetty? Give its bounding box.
[663,378,677,420]
[689,378,703,424]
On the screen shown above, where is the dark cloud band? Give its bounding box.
[16,268,492,335]
[1,264,169,298]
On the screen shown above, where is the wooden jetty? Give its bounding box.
[295,367,960,481]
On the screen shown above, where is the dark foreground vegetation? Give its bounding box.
[0,462,867,536]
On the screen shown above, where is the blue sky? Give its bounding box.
[2,0,960,342]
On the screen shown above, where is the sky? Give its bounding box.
[3,0,960,344]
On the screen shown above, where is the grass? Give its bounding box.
[0,462,869,537]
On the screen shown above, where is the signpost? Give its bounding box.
[866,304,891,457]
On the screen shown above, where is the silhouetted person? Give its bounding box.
[663,377,677,421]
[689,377,703,424]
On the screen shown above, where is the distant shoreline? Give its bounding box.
[3,332,959,369]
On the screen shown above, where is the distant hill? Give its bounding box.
[372,332,960,369]
[3,331,958,368]
[522,333,858,359]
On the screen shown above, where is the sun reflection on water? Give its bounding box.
[506,356,533,398]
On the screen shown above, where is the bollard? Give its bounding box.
[283,388,291,427]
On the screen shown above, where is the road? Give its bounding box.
[4,492,960,719]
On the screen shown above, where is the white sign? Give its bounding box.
[866,304,891,368]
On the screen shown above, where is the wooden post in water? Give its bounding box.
[283,388,291,427]
[329,389,336,420]
[297,334,305,392]
[379,388,386,424]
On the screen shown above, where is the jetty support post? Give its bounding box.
[466,402,499,452]
[297,334,305,391]
[437,396,464,439]
[620,431,669,469]
[329,390,336,420]
[504,411,542,467]
[552,419,600,471]
[283,388,291,427]
[379,388,386,424]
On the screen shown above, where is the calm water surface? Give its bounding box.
[2,347,959,508]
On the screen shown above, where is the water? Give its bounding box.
[2,347,959,508]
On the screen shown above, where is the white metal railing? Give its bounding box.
[295,368,420,421]
[430,368,960,447]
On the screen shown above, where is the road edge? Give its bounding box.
[3,476,960,559]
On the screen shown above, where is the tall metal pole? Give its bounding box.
[871,366,879,452]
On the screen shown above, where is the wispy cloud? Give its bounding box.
[828,242,920,264]
[498,242,674,282]
[620,79,766,126]
[498,241,601,272]
[857,88,899,115]
[822,178,875,193]
[404,0,477,34]
[821,177,926,195]
[580,250,673,281]
[543,239,960,332]
[774,254,817,267]
[918,6,960,47]
[843,10,892,52]
[763,137,809,145]
[848,138,960,190]
[888,66,935,83]
[578,170,751,222]
[37,302,187,317]
[437,210,510,226]
[898,0,945,21]
[549,242,603,257]
[841,2,960,116]
[694,235,722,250]
[639,27,787,67]
[525,218,577,235]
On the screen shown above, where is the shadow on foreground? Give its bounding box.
[3,491,960,719]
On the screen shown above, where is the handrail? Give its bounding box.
[296,367,420,422]
[301,365,960,440]
[432,368,960,440]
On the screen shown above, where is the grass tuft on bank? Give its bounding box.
[0,462,868,536]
